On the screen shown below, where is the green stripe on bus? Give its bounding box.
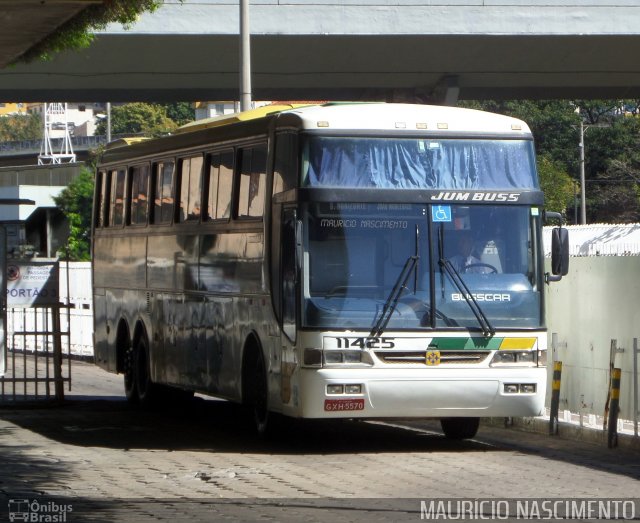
[430,337,503,350]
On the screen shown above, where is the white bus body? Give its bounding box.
[93,103,553,438]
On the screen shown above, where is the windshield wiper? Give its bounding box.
[436,224,494,337]
[370,255,419,338]
[438,258,495,337]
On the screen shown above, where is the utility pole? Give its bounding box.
[239,0,252,112]
[578,119,587,225]
[106,102,112,143]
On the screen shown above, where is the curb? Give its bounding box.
[483,416,640,451]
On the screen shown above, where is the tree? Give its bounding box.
[54,167,95,261]
[460,99,640,223]
[587,159,640,223]
[537,155,575,216]
[161,102,195,127]
[95,102,177,137]
[0,113,42,141]
[16,1,168,63]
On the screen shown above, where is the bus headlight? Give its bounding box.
[490,350,537,367]
[303,348,323,367]
[324,350,373,366]
[302,349,373,368]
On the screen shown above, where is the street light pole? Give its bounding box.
[239,0,252,112]
[106,102,111,143]
[579,119,586,225]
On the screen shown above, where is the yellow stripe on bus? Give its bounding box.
[499,337,537,350]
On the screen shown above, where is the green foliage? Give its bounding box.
[53,167,95,261]
[537,155,575,215]
[95,102,178,137]
[160,102,195,127]
[0,113,42,141]
[16,1,167,63]
[460,99,640,223]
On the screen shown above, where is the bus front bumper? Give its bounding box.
[295,367,546,419]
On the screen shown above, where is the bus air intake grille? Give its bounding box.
[374,351,491,365]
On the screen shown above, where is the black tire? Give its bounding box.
[244,346,271,436]
[135,334,160,406]
[123,343,137,404]
[440,417,480,440]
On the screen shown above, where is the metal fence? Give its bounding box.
[0,260,73,402]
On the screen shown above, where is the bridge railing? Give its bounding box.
[0,134,145,156]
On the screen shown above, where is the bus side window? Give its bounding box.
[153,161,175,225]
[205,150,233,221]
[109,168,126,227]
[129,164,150,226]
[95,170,108,228]
[237,144,266,219]
[273,133,298,195]
[178,155,204,222]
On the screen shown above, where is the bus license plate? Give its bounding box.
[324,399,365,412]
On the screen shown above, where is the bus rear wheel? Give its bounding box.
[123,344,137,403]
[135,335,160,406]
[440,417,480,440]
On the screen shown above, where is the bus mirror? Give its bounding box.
[550,227,569,277]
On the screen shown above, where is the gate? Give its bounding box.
[1,258,71,402]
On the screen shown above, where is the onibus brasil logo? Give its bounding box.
[8,499,72,522]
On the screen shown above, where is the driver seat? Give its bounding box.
[479,240,503,273]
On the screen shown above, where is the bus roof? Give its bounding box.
[281,103,532,136]
[99,103,533,164]
[175,102,532,137]
[176,103,316,134]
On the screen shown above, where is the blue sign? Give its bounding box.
[432,205,452,222]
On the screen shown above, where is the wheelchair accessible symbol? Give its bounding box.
[432,205,452,222]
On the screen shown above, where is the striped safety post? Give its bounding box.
[607,368,622,449]
[549,361,562,435]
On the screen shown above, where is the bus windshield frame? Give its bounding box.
[301,200,544,332]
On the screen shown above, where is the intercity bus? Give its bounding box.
[92,103,568,439]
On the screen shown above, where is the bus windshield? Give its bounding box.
[302,202,542,331]
[301,137,538,189]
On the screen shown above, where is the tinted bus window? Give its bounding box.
[206,150,233,221]
[237,145,266,219]
[178,155,204,222]
[96,171,108,228]
[273,133,297,195]
[130,164,150,226]
[154,161,175,224]
[109,168,126,227]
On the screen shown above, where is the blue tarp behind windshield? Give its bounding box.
[303,137,538,189]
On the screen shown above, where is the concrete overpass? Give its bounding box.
[1,1,640,103]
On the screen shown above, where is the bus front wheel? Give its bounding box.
[440,417,480,440]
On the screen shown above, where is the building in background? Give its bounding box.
[0,103,27,117]
[0,162,82,258]
[27,102,105,137]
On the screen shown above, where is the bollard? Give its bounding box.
[607,368,621,449]
[549,361,562,435]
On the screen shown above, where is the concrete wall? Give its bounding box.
[546,257,640,422]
